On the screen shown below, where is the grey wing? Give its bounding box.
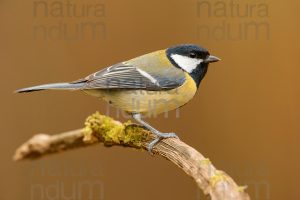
[80,63,186,90]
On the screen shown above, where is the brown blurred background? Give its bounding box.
[1,0,299,199]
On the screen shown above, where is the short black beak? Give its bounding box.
[204,55,221,63]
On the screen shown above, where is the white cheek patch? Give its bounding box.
[171,54,203,73]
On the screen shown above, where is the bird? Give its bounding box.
[16,44,220,152]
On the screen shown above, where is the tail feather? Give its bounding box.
[15,82,85,93]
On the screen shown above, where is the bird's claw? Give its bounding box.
[147,132,179,154]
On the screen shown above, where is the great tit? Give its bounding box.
[16,44,220,152]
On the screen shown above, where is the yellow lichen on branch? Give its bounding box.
[82,112,150,148]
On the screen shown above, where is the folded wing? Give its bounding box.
[78,63,186,91]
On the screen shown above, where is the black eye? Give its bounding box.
[189,52,197,58]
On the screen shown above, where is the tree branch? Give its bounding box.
[13,112,250,200]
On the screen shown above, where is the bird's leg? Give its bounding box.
[132,113,179,153]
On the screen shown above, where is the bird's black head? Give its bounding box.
[166,44,220,87]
